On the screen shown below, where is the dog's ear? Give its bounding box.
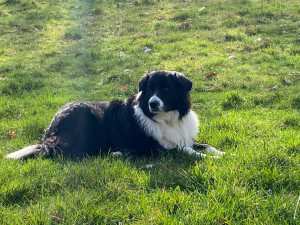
[138,73,150,92]
[172,72,193,91]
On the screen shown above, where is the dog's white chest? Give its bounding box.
[134,107,199,149]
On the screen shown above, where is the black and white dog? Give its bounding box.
[6,70,225,159]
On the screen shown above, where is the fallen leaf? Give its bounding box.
[118,84,129,91]
[139,33,151,38]
[51,214,64,222]
[215,217,229,225]
[245,26,251,31]
[5,130,16,138]
[156,15,166,20]
[179,23,189,29]
[264,38,271,45]
[205,72,217,78]
[0,77,8,81]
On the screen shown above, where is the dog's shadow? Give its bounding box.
[52,149,212,193]
[127,150,212,193]
[3,151,214,208]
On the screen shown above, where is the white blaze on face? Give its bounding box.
[148,94,164,113]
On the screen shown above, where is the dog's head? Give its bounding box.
[136,70,192,119]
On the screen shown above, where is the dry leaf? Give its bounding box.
[5,130,16,138]
[205,72,217,78]
[156,15,166,20]
[51,214,64,222]
[118,84,129,91]
[264,38,271,45]
[179,23,189,29]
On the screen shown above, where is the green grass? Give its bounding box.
[0,0,299,224]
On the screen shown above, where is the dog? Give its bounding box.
[6,70,225,160]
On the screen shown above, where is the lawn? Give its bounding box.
[0,0,299,224]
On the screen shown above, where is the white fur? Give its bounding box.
[148,94,164,112]
[205,145,226,155]
[182,146,206,157]
[6,145,38,159]
[134,106,199,149]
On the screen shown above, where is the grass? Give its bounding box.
[0,0,299,224]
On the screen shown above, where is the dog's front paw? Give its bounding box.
[206,146,225,156]
[193,143,225,156]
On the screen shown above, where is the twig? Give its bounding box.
[294,195,300,220]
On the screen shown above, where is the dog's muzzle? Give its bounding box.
[148,95,163,113]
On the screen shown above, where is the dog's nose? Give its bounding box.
[149,100,159,109]
[148,95,163,112]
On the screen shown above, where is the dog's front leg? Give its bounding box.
[182,146,207,158]
[193,143,226,156]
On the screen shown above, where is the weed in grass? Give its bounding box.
[292,96,300,110]
[1,77,45,96]
[171,12,190,22]
[64,28,83,40]
[284,117,299,128]
[222,92,244,110]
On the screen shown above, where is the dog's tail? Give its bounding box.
[6,140,59,160]
[6,145,40,160]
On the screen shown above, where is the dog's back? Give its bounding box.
[6,98,159,159]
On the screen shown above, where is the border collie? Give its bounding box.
[6,70,225,160]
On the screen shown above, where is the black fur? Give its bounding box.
[28,98,161,158]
